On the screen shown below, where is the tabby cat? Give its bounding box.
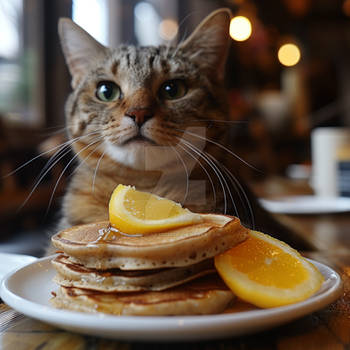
[50,8,311,253]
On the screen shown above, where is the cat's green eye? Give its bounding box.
[159,80,187,100]
[96,81,121,102]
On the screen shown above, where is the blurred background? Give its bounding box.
[0,0,350,256]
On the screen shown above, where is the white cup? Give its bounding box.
[311,127,350,197]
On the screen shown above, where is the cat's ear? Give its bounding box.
[58,18,107,88]
[179,8,231,81]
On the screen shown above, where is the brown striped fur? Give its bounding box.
[50,9,313,254]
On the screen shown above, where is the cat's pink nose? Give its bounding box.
[125,108,154,126]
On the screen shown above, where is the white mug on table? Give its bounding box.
[311,127,350,197]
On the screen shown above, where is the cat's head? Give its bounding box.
[59,8,231,171]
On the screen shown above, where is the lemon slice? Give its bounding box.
[109,184,203,234]
[214,230,324,308]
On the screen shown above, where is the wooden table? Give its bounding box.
[0,180,350,349]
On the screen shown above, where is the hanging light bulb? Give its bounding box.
[229,16,252,42]
[278,43,301,67]
[343,0,350,16]
[159,19,178,41]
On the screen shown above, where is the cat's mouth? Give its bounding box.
[122,134,157,146]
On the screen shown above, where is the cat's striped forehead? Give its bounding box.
[98,45,197,87]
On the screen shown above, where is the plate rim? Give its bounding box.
[0,253,37,281]
[0,255,343,341]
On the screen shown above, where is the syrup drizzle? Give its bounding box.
[92,225,143,244]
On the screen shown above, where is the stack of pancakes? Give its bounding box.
[50,214,248,316]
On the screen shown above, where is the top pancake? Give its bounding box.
[51,214,248,270]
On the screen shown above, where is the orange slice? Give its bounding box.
[109,184,203,235]
[214,230,324,308]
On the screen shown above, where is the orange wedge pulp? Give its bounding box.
[215,230,324,308]
[109,184,203,234]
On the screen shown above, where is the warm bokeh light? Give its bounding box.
[343,0,350,16]
[277,43,301,67]
[229,16,252,42]
[159,18,178,41]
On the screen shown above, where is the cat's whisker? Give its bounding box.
[18,134,101,213]
[170,42,181,59]
[61,135,107,185]
[38,122,72,134]
[45,137,104,215]
[33,138,79,182]
[202,148,242,220]
[181,138,247,219]
[174,141,217,206]
[92,148,108,193]
[18,147,74,213]
[164,41,174,58]
[32,132,101,186]
[184,119,248,125]
[199,145,254,227]
[3,138,73,179]
[67,137,104,182]
[164,11,193,54]
[170,146,189,204]
[200,148,237,216]
[179,138,229,214]
[220,163,255,229]
[175,128,260,172]
[39,121,102,137]
[170,13,194,58]
[39,127,67,138]
[163,118,247,126]
[3,131,100,179]
[33,145,73,191]
[147,128,181,147]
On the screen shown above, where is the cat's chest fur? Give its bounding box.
[62,157,216,228]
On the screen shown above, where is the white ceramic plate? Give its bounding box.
[0,256,342,341]
[0,253,36,281]
[260,195,350,214]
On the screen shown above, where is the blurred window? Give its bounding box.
[134,2,162,46]
[72,0,109,46]
[72,0,179,47]
[0,0,44,126]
